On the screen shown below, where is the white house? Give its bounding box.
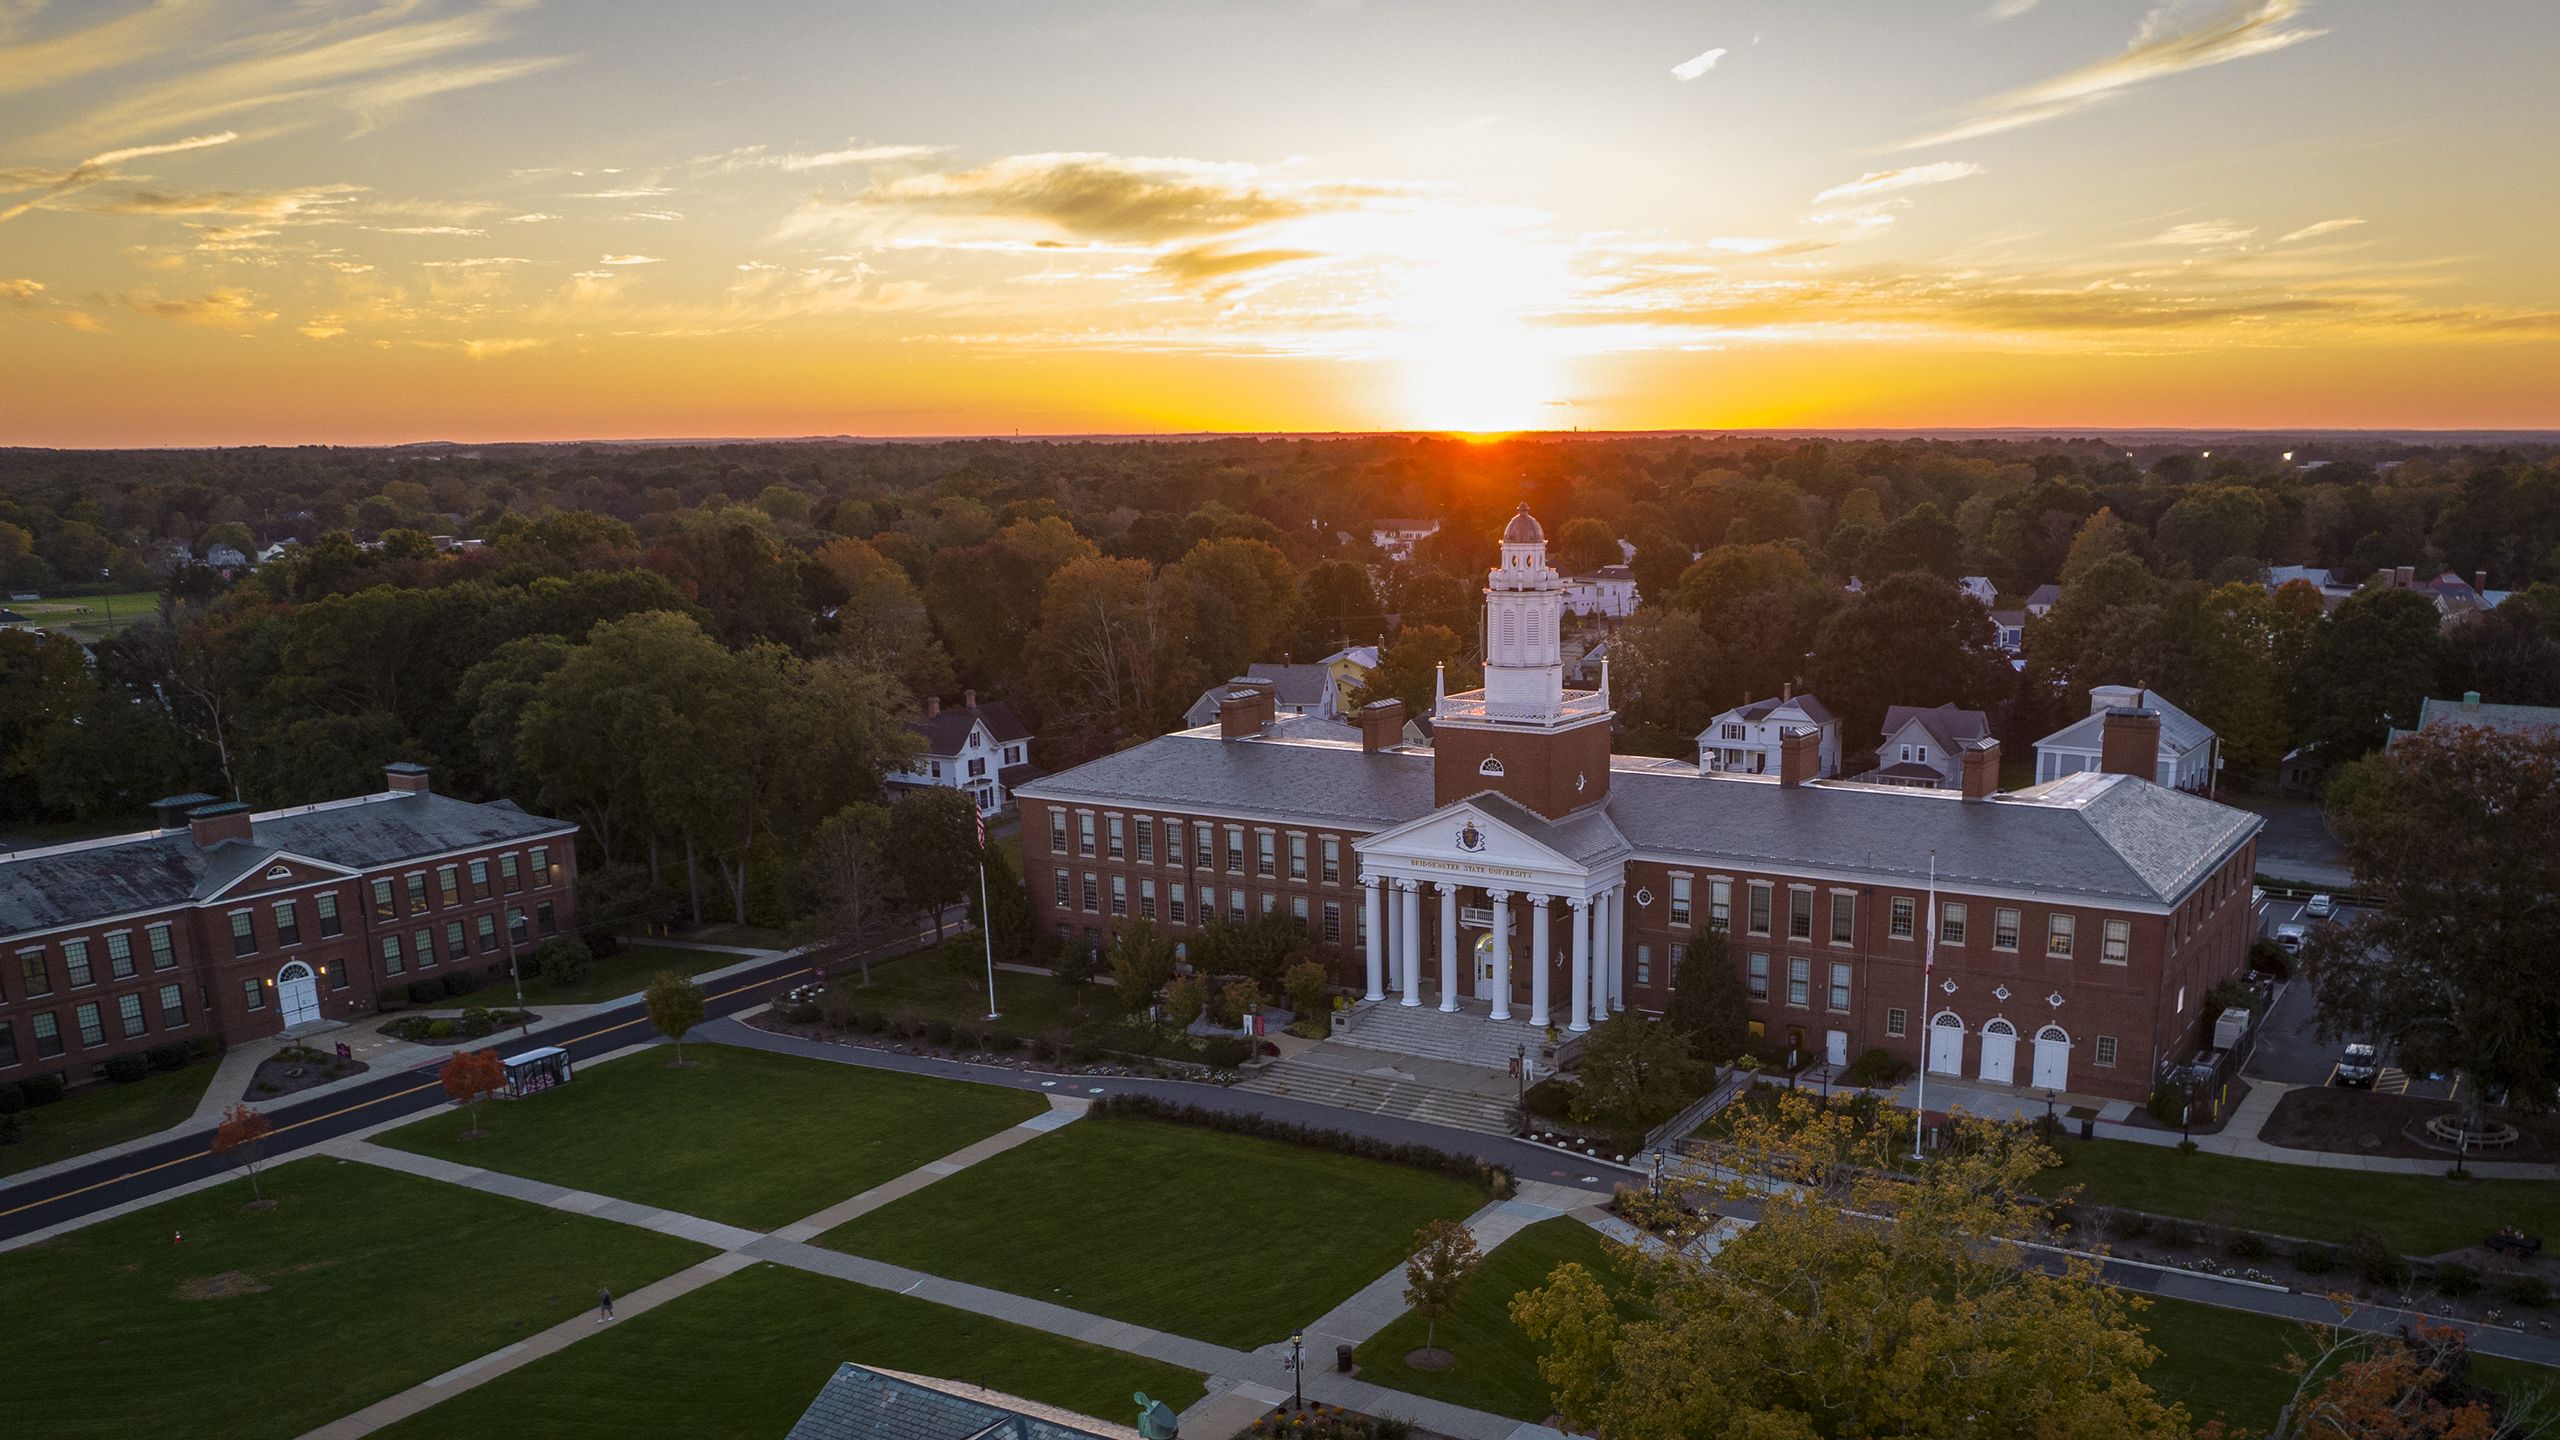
[2034,684,2218,792]
[1957,575,1999,608]
[1563,565,1640,619]
[1183,662,1336,728]
[1370,518,1440,561]
[1865,703,1993,788]
[2023,583,2061,618]
[889,690,1038,817]
[1697,686,1840,778]
[1988,608,2026,654]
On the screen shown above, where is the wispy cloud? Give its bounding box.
[1670,48,1728,81]
[567,185,673,199]
[1983,0,2043,20]
[1150,244,1322,286]
[2146,218,2256,246]
[79,181,364,221]
[115,284,272,329]
[375,224,485,237]
[832,152,1399,244]
[0,0,209,97]
[1812,161,1983,204]
[2279,216,2363,242]
[0,128,237,223]
[711,140,941,173]
[1903,0,2325,148]
[598,254,660,266]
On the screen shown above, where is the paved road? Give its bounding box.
[2247,898,2456,1100]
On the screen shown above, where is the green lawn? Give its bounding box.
[0,1156,712,1440]
[379,1042,1046,1231]
[1356,1218,1638,1422]
[2033,1138,2560,1255]
[373,1260,1205,1439]
[506,942,756,1006]
[0,1063,218,1177]
[682,923,794,950]
[820,1114,1486,1349]
[2140,1296,2554,1431]
[9,590,161,640]
[832,938,1194,1061]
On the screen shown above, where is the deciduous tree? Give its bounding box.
[439,1048,505,1138]
[645,970,706,1066]
[1109,918,1176,1017]
[808,802,903,983]
[211,1103,273,1205]
[1402,1218,1483,1358]
[1663,927,1749,1067]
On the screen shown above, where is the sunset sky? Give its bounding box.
[4,0,2558,445]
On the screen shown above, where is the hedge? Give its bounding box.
[1090,1091,1513,1196]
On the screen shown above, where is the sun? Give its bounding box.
[1374,217,1575,433]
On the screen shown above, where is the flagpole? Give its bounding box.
[976,808,999,1021]
[1914,849,1934,1162]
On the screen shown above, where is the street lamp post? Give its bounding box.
[510,954,530,1036]
[1287,1329,1304,1412]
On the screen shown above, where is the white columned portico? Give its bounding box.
[1606,884,1627,1014]
[1529,895,1553,1028]
[1487,890,1514,1021]
[1398,880,1423,1007]
[1437,882,1461,1013]
[1362,875,1384,1001]
[1567,895,1592,1033]
[1586,888,1610,1025]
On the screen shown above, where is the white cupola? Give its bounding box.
[1480,503,1565,716]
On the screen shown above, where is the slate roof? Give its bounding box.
[1,791,574,938]
[1246,662,1332,709]
[1718,692,1836,727]
[786,1363,1132,1440]
[2037,688,2214,757]
[2025,583,2062,609]
[1881,703,1991,754]
[1017,728,2260,908]
[2409,695,2560,739]
[912,699,1033,756]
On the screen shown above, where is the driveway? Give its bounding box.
[2246,901,2459,1101]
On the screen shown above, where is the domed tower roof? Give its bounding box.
[1501,503,1545,545]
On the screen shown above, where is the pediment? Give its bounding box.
[1353,794,1601,886]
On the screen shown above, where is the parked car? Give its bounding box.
[2335,1042,2379,1087]
[2274,923,2307,953]
[2305,893,2336,919]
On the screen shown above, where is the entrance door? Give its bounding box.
[276,961,320,1027]
[1927,1011,1965,1075]
[1473,932,1500,1000]
[1978,1018,2017,1084]
[2032,1025,2071,1091]
[1825,1029,1847,1067]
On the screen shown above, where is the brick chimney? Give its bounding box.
[924,694,941,719]
[963,688,977,709]
[384,761,430,795]
[2100,707,2161,781]
[1219,679,1277,740]
[2473,570,2488,595]
[1960,738,2001,800]
[1778,725,1822,786]
[2394,564,2415,587]
[187,800,254,848]
[1359,698,1406,753]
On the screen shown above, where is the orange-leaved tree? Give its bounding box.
[440,1048,506,1138]
[211,1103,273,1204]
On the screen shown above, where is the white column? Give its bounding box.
[1437,882,1461,1012]
[1529,895,1553,1028]
[1607,883,1628,1013]
[1487,890,1514,1021]
[1399,880,1423,1007]
[1362,875,1384,1001]
[1568,895,1593,1033]
[1587,887,1611,1022]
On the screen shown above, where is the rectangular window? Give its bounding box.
[18,949,46,996]
[1786,955,1810,1008]
[445,920,467,959]
[76,1001,104,1047]
[1165,821,1184,868]
[274,902,300,947]
[1993,907,2020,951]
[149,922,176,968]
[380,933,404,975]
[1078,812,1096,856]
[1170,884,1188,925]
[2103,919,2131,965]
[106,932,135,979]
[1140,879,1156,920]
[2095,1035,2119,1067]
[1747,953,1770,1001]
[1135,817,1154,863]
[1257,831,1276,879]
[1940,902,1968,946]
[500,853,522,893]
[415,927,436,967]
[507,909,528,947]
[1230,889,1247,923]
[1885,1006,1908,1038]
[531,846,551,886]
[373,877,397,919]
[1110,876,1127,917]
[34,1012,63,1057]
[1082,874,1099,912]
[314,894,341,939]
[2047,913,2076,959]
[1829,892,1854,946]
[1288,833,1307,881]
[1107,814,1124,859]
[1262,892,1279,915]
[1828,961,1851,1012]
[65,938,93,987]
[537,900,557,937]
[1323,901,1342,942]
[1635,944,1652,987]
[1195,822,1213,870]
[1669,875,1692,928]
[477,914,498,953]
[241,978,264,1012]
[1227,827,1245,874]
[1747,883,1772,937]
[406,872,429,913]
[1788,888,1814,942]
[118,992,146,1038]
[469,858,491,898]
[1669,940,1687,970]
[160,982,187,1026]
[1291,895,1307,923]
[1889,896,1915,940]
[1321,836,1340,884]
[1050,810,1069,853]
[438,864,461,905]
[0,1021,14,1067]
[226,912,255,960]
[1709,877,1732,928]
[1053,868,1070,909]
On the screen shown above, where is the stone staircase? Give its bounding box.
[1236,1052,1519,1136]
[1331,998,1553,1072]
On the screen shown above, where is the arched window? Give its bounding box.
[2036,1024,2070,1045]
[1983,1017,2017,1037]
[1478,757,1505,776]
[1500,610,1517,648]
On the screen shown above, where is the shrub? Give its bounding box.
[147,1042,196,1073]
[2247,936,2292,979]
[536,935,593,989]
[2146,1084,2190,1127]
[1840,1047,1912,1088]
[2202,978,2259,1018]
[588,931,626,960]
[1091,1091,1513,1195]
[922,1018,955,1046]
[2431,1260,2480,1297]
[1283,960,1329,1021]
[2501,1274,2550,1309]
[990,1031,1024,1053]
[1522,1076,1578,1121]
[440,971,477,998]
[406,979,441,1005]
[426,1019,457,1040]
[2344,1228,2407,1287]
[1163,975,1206,1030]
[2107,1211,2153,1241]
[783,1002,821,1025]
[2225,1229,2271,1261]
[857,1011,888,1034]
[103,1053,151,1084]
[0,1112,22,1145]
[1199,1036,1253,1068]
[18,1074,67,1107]
[2154,1218,2202,1251]
[2291,1242,2339,1275]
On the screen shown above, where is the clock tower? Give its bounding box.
[1431,504,1615,818]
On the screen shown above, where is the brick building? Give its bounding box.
[1014,507,2262,1103]
[0,764,576,1086]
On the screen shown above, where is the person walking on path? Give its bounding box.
[597,1286,613,1323]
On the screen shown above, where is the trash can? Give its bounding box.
[2079,1117,2095,1140]
[1336,1344,1355,1373]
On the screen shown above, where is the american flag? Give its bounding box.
[974,811,987,851]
